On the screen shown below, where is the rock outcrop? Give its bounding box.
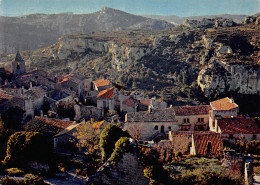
[183,18,236,28]
[88,152,149,185]
[198,59,260,96]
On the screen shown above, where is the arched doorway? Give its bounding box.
[161,125,164,133]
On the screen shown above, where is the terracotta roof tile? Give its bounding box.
[194,133,222,155]
[123,97,135,108]
[210,97,238,110]
[140,98,151,107]
[35,116,74,130]
[94,79,111,87]
[97,87,114,99]
[218,115,260,134]
[174,105,211,116]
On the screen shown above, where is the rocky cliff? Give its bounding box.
[1,17,259,106]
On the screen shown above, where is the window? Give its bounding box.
[183,118,190,124]
[253,135,257,140]
[17,64,20,69]
[154,125,158,130]
[229,134,233,139]
[198,118,204,123]
[187,118,190,123]
[183,119,186,123]
[168,126,171,131]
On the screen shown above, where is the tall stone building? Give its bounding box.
[12,51,25,75]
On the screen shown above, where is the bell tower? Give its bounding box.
[12,51,25,75]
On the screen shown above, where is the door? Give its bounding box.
[161,125,164,133]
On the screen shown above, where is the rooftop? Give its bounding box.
[35,116,74,130]
[123,97,135,108]
[98,87,114,99]
[126,108,177,122]
[210,97,238,111]
[93,79,111,87]
[174,105,212,116]
[193,133,222,155]
[54,123,80,137]
[218,115,260,134]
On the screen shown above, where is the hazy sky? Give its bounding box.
[0,0,259,17]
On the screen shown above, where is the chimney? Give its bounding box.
[30,82,33,89]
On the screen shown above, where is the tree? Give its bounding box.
[99,123,129,161]
[2,132,51,167]
[126,121,145,141]
[74,121,100,155]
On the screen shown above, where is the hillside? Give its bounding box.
[0,7,174,54]
[1,17,260,114]
[143,14,249,25]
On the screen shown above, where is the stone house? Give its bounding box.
[125,108,178,140]
[97,87,115,115]
[168,131,223,156]
[23,86,47,118]
[173,105,211,131]
[93,79,112,91]
[209,97,239,132]
[121,97,137,113]
[212,115,260,143]
[25,116,75,147]
[53,123,81,153]
[58,73,87,100]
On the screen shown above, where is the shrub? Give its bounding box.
[99,123,129,160]
[109,137,130,163]
[2,132,50,167]
[0,175,47,185]
[5,168,24,175]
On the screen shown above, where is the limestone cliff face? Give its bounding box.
[109,43,151,71]
[56,36,109,60]
[198,59,260,96]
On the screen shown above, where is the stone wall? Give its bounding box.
[88,152,150,185]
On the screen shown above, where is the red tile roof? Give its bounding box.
[140,98,151,107]
[194,133,222,155]
[98,87,114,99]
[35,116,74,130]
[218,115,260,134]
[93,79,111,87]
[210,97,238,110]
[174,105,211,116]
[123,97,135,108]
[58,76,72,84]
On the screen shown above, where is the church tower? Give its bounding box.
[12,51,25,75]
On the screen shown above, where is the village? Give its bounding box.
[0,52,260,184]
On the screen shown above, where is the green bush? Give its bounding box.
[2,132,50,167]
[109,137,130,163]
[99,124,129,160]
